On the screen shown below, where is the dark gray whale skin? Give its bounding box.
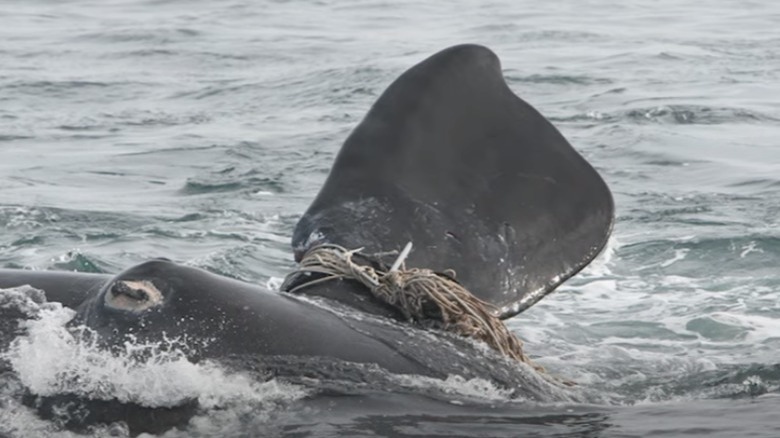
[0,44,613,434]
[73,259,475,378]
[0,259,553,386]
[293,44,613,318]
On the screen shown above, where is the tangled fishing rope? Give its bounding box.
[283,243,546,373]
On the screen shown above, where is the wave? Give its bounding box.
[507,74,613,86]
[554,104,778,126]
[180,176,284,196]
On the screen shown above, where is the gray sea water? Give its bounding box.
[1,0,780,436]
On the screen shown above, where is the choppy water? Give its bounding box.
[1,0,780,436]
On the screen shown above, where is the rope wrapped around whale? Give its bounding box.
[282,243,547,373]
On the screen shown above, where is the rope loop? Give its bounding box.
[283,243,547,372]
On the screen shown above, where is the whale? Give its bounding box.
[0,44,613,433]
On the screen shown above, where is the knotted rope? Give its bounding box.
[283,243,546,372]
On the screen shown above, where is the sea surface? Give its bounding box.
[1,0,780,436]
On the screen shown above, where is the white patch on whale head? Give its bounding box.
[104,280,164,312]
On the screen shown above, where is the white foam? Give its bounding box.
[659,248,690,267]
[2,295,307,411]
[579,235,620,277]
[739,240,764,258]
[0,284,52,316]
[266,276,284,291]
[391,374,513,401]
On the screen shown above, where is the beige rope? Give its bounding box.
[285,244,549,373]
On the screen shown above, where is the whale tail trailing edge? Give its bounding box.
[292,44,614,318]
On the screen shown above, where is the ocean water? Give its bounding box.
[1,0,780,436]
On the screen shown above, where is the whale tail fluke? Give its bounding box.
[292,44,614,318]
